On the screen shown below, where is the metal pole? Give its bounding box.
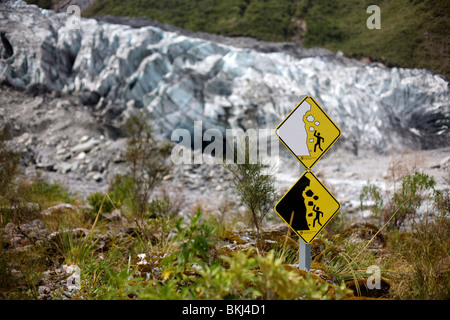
[298,240,311,271]
[296,164,311,271]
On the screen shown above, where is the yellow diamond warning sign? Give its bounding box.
[274,170,340,244]
[276,95,341,169]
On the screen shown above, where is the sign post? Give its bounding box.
[274,95,341,270]
[299,241,311,272]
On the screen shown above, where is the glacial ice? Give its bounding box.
[0,0,448,153]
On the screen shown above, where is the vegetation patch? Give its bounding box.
[1,108,449,300]
[79,0,450,77]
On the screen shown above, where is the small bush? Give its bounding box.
[22,179,73,207]
[359,181,384,215]
[123,110,172,218]
[223,136,277,253]
[360,171,439,230]
[87,192,114,214]
[175,208,217,269]
[0,236,15,293]
[358,167,449,299]
[387,216,450,299]
[148,198,172,218]
[107,174,137,212]
[1,126,73,225]
[389,171,437,229]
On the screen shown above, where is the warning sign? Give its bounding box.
[274,170,340,244]
[275,95,341,169]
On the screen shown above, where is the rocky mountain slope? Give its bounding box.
[0,1,449,213]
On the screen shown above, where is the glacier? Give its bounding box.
[0,0,449,155]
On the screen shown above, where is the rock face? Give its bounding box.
[0,0,449,156]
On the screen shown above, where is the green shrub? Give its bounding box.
[87,192,114,214]
[123,110,172,218]
[223,136,277,253]
[25,179,73,207]
[359,181,384,215]
[148,198,172,218]
[360,171,439,230]
[175,208,217,269]
[158,249,351,300]
[390,171,437,229]
[107,174,137,212]
[387,216,450,299]
[358,170,449,299]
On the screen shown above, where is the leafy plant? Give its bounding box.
[106,174,137,212]
[360,171,439,230]
[0,127,21,226]
[359,180,384,215]
[195,250,258,300]
[87,192,115,214]
[24,179,73,207]
[389,171,437,229]
[124,110,172,218]
[148,198,176,218]
[223,137,277,253]
[386,216,450,299]
[96,267,144,299]
[174,208,216,270]
[196,250,351,300]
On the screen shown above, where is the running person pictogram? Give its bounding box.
[314,130,324,152]
[312,204,323,228]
